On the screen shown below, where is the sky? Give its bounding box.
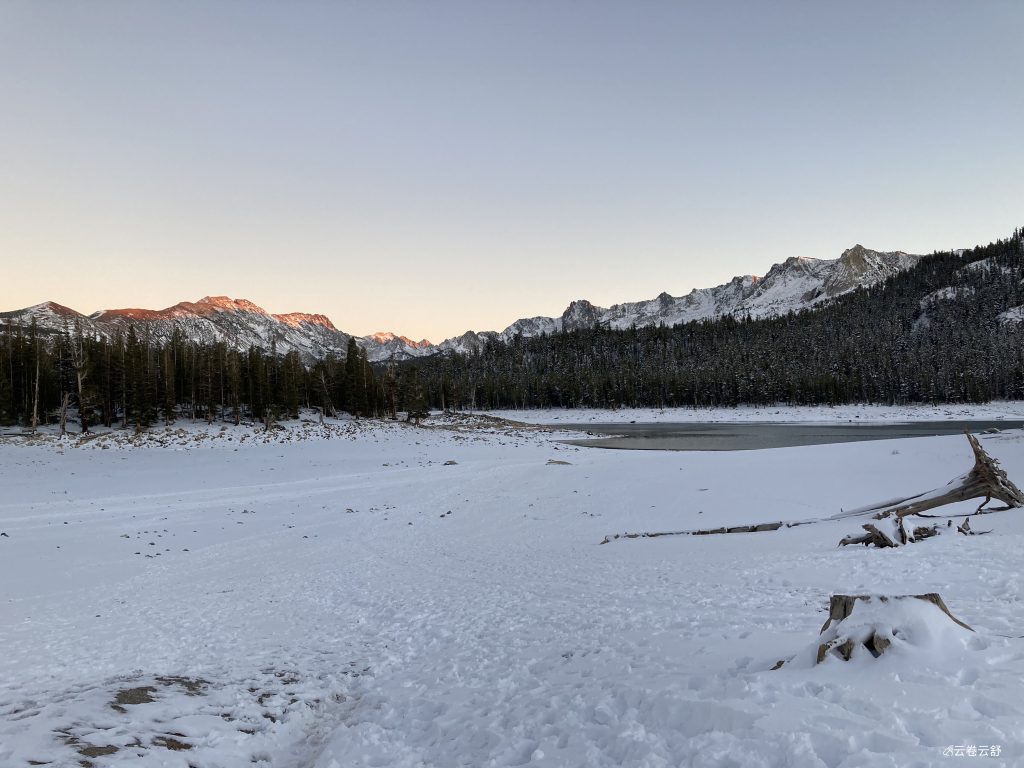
[1,1,1022,342]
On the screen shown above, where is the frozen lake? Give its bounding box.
[562,420,1024,451]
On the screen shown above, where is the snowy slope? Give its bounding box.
[0,300,96,334]
[998,306,1024,325]
[2,415,1023,766]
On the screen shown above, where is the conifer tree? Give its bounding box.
[344,337,366,416]
[162,342,176,424]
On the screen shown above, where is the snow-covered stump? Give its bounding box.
[777,593,974,669]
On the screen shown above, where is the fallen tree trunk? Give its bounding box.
[600,433,1020,546]
[600,521,790,545]
[836,433,1020,547]
[854,433,1024,520]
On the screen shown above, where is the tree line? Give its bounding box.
[0,329,429,432]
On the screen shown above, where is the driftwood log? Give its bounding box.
[838,518,931,548]
[599,433,1019,546]
[838,433,1017,547]
[847,433,1024,520]
[600,521,789,545]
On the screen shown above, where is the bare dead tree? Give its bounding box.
[30,355,40,432]
[70,329,90,433]
[58,392,73,437]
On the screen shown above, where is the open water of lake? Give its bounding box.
[559,420,1024,451]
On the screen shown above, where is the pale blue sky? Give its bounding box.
[1,1,1022,340]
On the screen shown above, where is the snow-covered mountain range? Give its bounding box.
[0,245,921,361]
[0,296,361,361]
[433,244,921,355]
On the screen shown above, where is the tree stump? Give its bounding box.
[814,593,972,665]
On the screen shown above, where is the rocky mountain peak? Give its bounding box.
[274,312,338,330]
[197,296,269,315]
[36,301,83,318]
[837,244,872,269]
[561,299,604,330]
[364,332,433,350]
[825,245,920,296]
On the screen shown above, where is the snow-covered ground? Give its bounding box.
[2,413,1023,767]
[485,401,1024,425]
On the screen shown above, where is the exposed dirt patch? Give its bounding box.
[110,685,157,712]
[155,675,209,695]
[78,744,120,758]
[56,728,120,766]
[152,734,192,751]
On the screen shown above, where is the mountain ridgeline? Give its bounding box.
[413,230,1024,410]
[0,244,923,363]
[1,231,1023,428]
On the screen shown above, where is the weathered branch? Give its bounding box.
[837,517,945,548]
[599,521,792,545]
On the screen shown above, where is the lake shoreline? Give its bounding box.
[559,420,1024,451]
